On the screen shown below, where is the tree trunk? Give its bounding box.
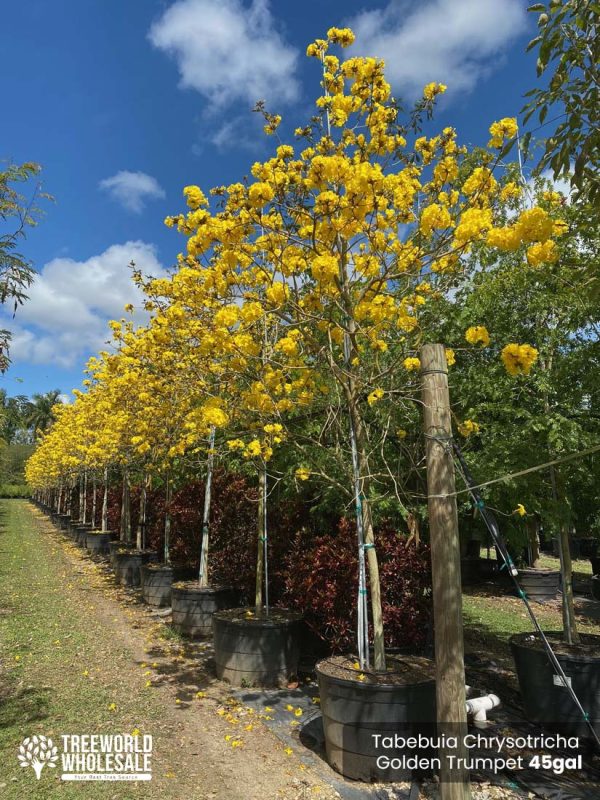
[78,474,84,523]
[406,511,420,546]
[121,468,131,543]
[199,428,215,587]
[82,470,88,525]
[255,466,266,613]
[101,467,108,532]
[527,518,541,568]
[550,465,579,644]
[347,395,385,671]
[91,477,97,529]
[164,473,171,563]
[137,474,148,551]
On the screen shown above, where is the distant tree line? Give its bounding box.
[1,389,62,491]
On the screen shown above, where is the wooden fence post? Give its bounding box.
[421,343,471,800]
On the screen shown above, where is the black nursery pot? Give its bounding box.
[592,575,600,601]
[141,565,174,608]
[517,568,560,603]
[113,549,158,587]
[108,540,136,567]
[75,525,94,546]
[316,655,437,782]
[590,556,600,576]
[510,632,600,738]
[212,607,303,687]
[577,538,598,559]
[172,584,236,638]
[141,564,198,608]
[85,531,114,556]
[460,556,481,585]
[57,514,72,531]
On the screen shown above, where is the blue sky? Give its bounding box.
[1,0,540,399]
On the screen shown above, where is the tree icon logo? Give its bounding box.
[18,735,59,780]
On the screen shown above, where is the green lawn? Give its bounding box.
[463,552,600,663]
[0,501,172,799]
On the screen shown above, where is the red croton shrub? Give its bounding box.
[281,517,432,653]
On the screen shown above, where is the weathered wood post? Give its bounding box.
[421,344,471,800]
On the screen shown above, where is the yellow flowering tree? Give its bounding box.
[157,27,563,670]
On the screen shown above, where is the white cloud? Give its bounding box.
[540,168,572,199]
[99,171,165,213]
[148,0,299,110]
[5,242,166,369]
[347,0,527,99]
[209,116,264,153]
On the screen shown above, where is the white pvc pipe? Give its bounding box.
[465,693,501,726]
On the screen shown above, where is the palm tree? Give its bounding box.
[25,389,62,436]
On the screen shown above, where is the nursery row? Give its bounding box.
[32,491,600,782]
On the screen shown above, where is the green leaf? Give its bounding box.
[526,35,543,51]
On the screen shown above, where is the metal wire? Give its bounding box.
[453,440,600,749]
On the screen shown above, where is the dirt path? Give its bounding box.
[0,500,339,800]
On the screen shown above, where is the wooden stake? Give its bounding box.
[421,344,470,800]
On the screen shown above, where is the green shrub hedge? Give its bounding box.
[0,484,32,498]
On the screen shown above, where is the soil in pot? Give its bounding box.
[141,565,198,608]
[113,549,157,587]
[316,654,437,782]
[510,631,600,738]
[172,584,236,638]
[85,531,114,556]
[212,607,302,687]
[517,568,560,603]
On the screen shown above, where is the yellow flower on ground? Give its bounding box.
[465,326,490,347]
[294,708,303,717]
[445,348,456,367]
[284,747,293,756]
[108,703,117,712]
[132,728,141,737]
